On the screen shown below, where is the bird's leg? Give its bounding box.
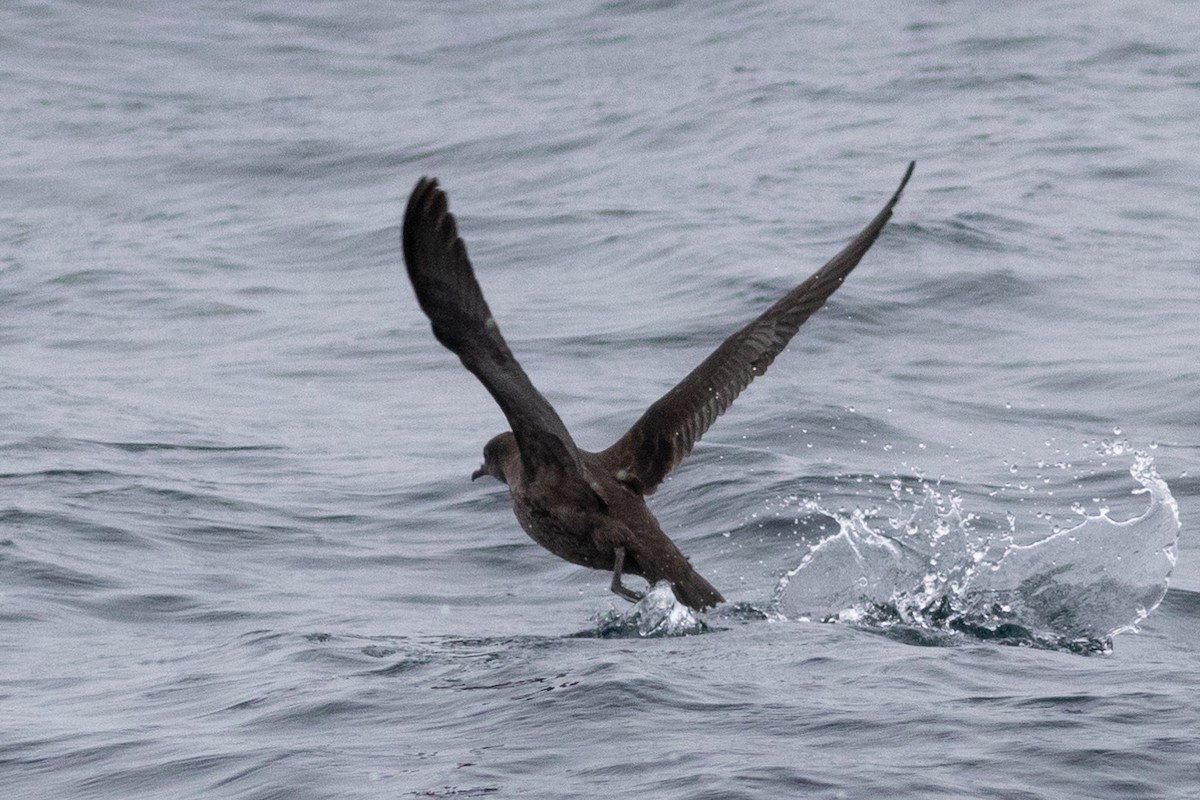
[610,546,644,604]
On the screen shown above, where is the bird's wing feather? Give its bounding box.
[402,177,581,477]
[600,162,914,494]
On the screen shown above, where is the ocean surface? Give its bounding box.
[3,1,1199,797]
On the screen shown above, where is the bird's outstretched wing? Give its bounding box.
[403,177,581,477]
[599,161,914,495]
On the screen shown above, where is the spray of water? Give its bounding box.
[770,445,1180,652]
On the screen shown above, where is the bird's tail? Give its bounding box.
[671,567,724,611]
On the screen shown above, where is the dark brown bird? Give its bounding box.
[402,162,914,611]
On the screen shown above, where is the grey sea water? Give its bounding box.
[3,1,1199,798]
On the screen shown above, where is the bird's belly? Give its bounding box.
[512,499,612,570]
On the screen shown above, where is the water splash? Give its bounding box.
[583,582,709,638]
[771,449,1180,653]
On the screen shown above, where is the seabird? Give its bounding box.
[401,162,914,611]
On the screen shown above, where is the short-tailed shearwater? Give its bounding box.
[402,162,913,611]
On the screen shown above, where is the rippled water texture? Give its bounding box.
[3,1,1199,798]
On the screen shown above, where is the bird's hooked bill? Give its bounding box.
[471,466,486,481]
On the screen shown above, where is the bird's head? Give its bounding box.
[472,431,518,484]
